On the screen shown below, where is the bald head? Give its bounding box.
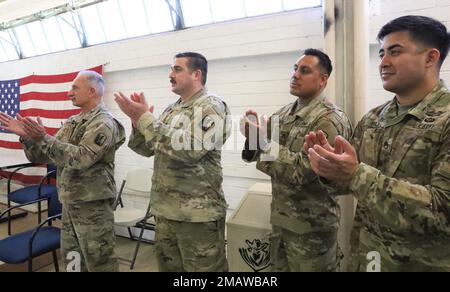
[78,70,105,98]
[68,70,106,112]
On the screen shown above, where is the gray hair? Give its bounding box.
[78,70,105,97]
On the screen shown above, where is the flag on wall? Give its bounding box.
[0,65,103,184]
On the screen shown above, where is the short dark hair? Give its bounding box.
[304,48,333,76]
[377,15,450,68]
[175,52,208,85]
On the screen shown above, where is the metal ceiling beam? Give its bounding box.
[0,0,105,31]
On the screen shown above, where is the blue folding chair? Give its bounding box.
[6,164,57,235]
[0,191,62,272]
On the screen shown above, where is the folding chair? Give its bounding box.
[6,164,57,235]
[0,191,62,272]
[114,169,154,270]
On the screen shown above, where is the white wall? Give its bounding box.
[367,0,450,114]
[1,0,449,232]
[0,7,324,215]
[1,0,448,210]
[1,0,449,269]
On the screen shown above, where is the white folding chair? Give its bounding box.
[114,169,154,270]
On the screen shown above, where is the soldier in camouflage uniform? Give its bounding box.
[114,52,230,272]
[0,71,125,272]
[241,49,353,272]
[306,16,450,271]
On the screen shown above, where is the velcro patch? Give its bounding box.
[202,116,215,132]
[95,133,107,146]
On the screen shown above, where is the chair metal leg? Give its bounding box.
[7,210,11,236]
[28,258,33,272]
[2,212,28,233]
[38,201,42,224]
[127,227,134,240]
[52,250,59,272]
[3,199,28,234]
[130,224,146,270]
[7,199,11,235]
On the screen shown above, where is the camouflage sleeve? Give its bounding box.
[349,122,450,228]
[257,142,313,184]
[136,103,230,163]
[258,115,353,186]
[37,119,116,170]
[22,139,52,164]
[128,127,155,157]
[350,118,366,159]
[20,121,74,164]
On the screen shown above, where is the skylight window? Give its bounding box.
[0,0,321,62]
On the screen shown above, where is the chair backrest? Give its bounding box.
[46,164,57,179]
[47,192,62,218]
[125,169,153,193]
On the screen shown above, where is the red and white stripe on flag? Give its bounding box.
[0,65,103,184]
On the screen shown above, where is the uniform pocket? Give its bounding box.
[359,128,382,166]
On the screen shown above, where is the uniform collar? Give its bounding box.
[408,80,448,120]
[292,92,326,119]
[76,103,105,121]
[176,88,208,109]
[381,80,448,127]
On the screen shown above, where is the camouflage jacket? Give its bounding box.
[242,95,353,234]
[350,81,450,271]
[22,104,125,204]
[129,89,231,222]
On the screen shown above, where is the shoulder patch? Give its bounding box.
[202,116,215,132]
[95,133,107,146]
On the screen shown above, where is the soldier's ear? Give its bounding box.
[194,69,203,83]
[320,73,329,88]
[425,48,440,68]
[88,86,97,97]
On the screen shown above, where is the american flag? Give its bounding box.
[0,65,103,184]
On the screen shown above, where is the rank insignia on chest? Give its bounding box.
[416,117,436,130]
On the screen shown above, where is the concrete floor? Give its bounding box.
[35,236,158,272]
[0,205,158,272]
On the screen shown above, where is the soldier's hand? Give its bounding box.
[21,116,47,142]
[259,115,269,141]
[130,92,154,113]
[303,130,335,154]
[239,116,248,138]
[0,112,29,138]
[114,92,153,126]
[307,135,359,185]
[240,110,260,139]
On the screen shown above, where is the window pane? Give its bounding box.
[210,0,245,22]
[244,0,282,16]
[0,31,19,60]
[26,21,50,55]
[181,0,213,27]
[0,49,8,62]
[144,0,175,33]
[58,12,82,49]
[283,0,321,10]
[79,5,106,45]
[13,25,36,57]
[97,0,127,42]
[41,17,67,52]
[118,0,150,38]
